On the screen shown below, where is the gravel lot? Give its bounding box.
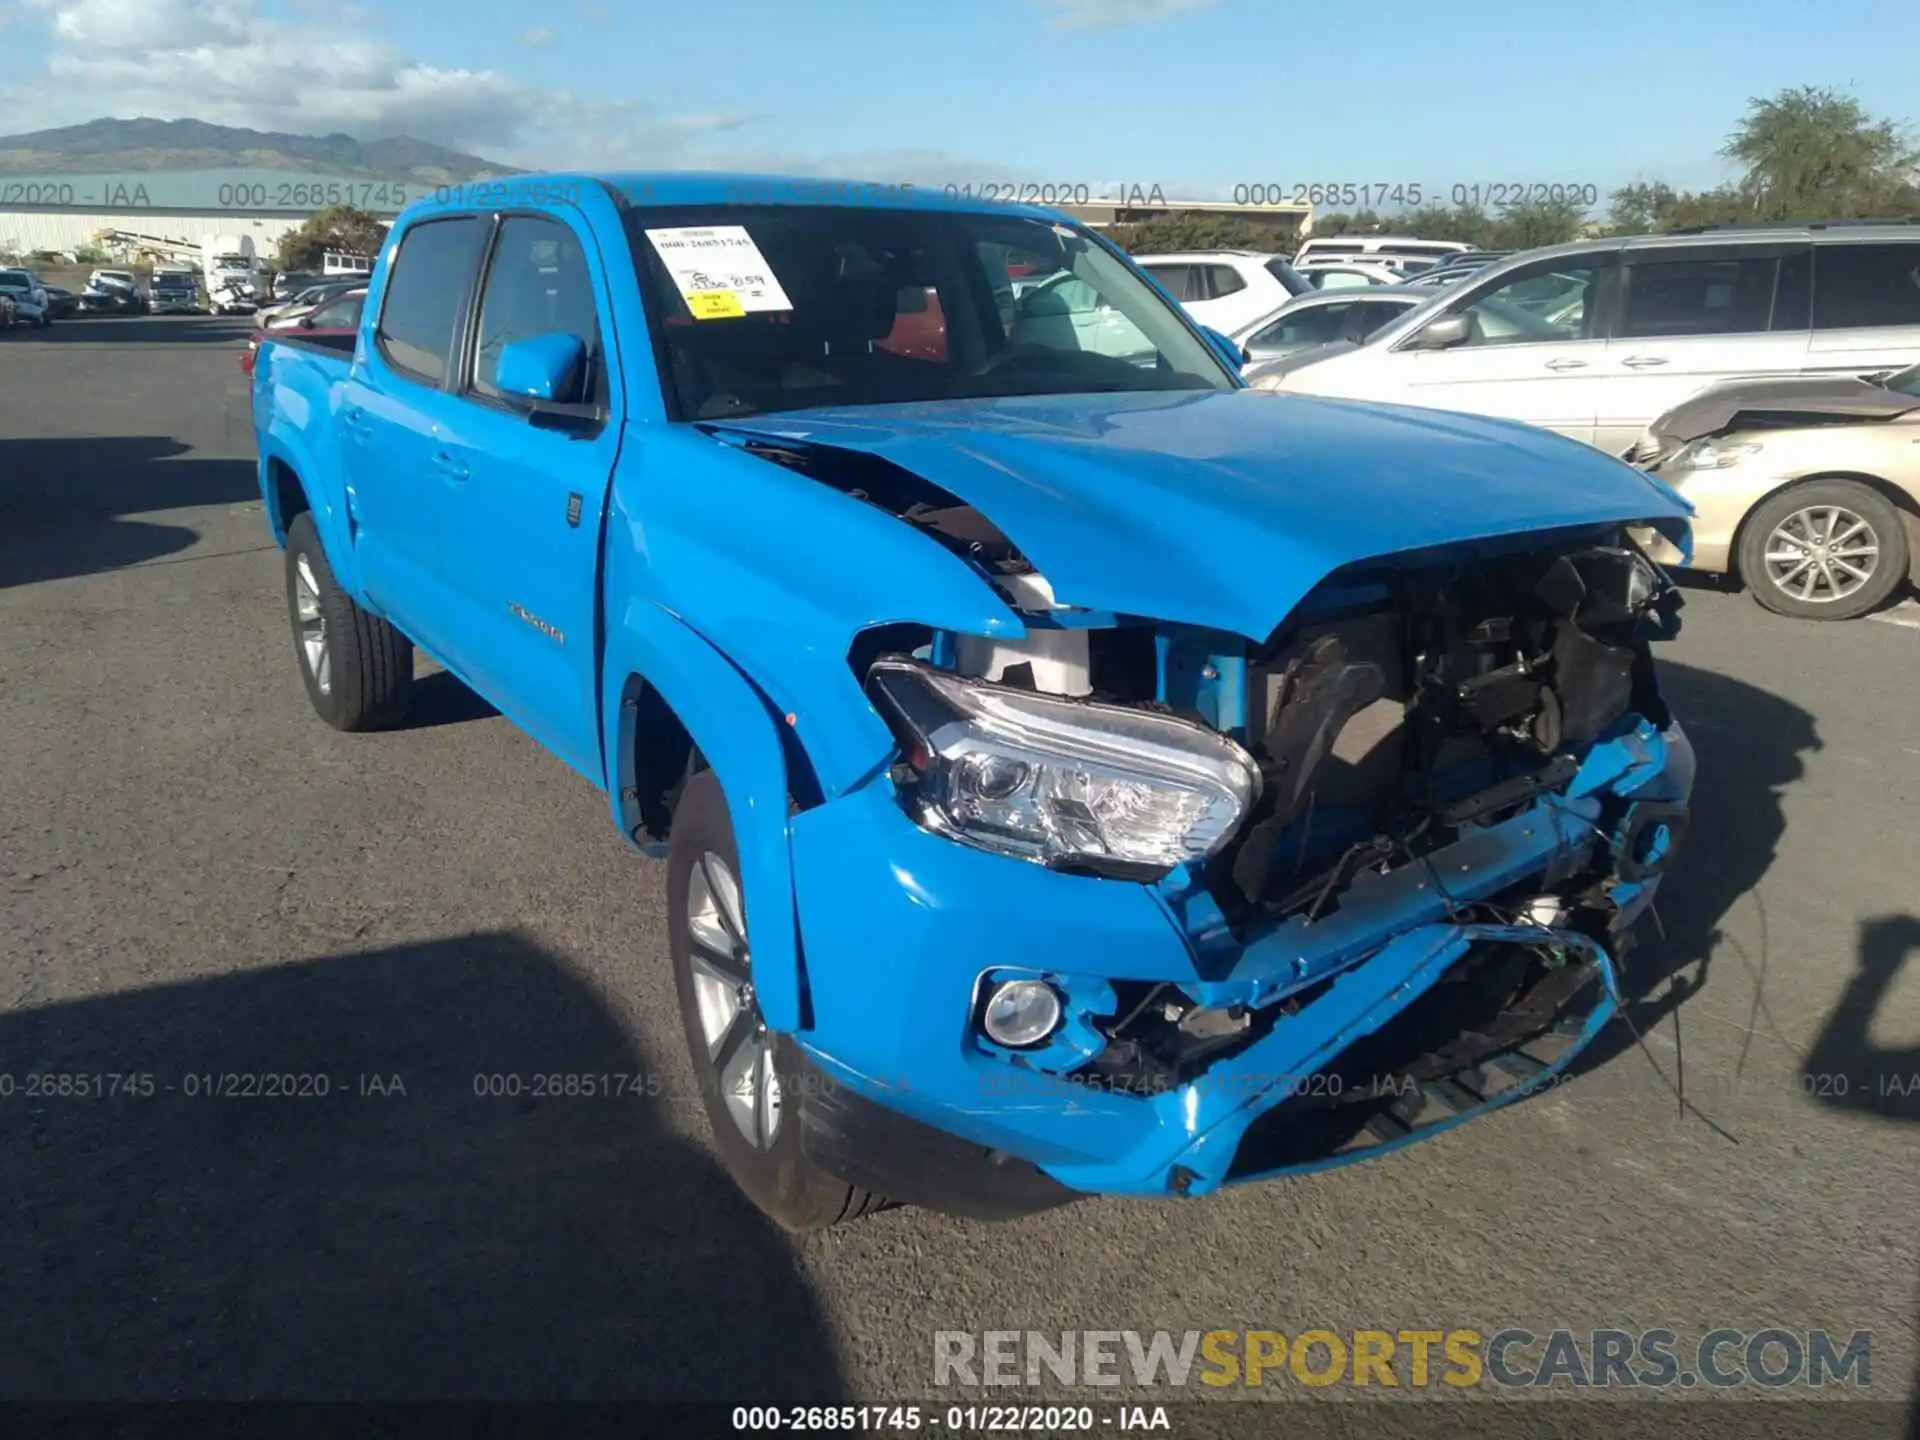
[1,317,1916,1423]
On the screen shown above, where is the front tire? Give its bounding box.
[667,769,886,1231]
[1738,479,1909,620]
[283,512,413,730]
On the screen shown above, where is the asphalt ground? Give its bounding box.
[0,316,1915,1427]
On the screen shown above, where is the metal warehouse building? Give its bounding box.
[0,168,409,262]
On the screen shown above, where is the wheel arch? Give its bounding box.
[602,604,815,1032]
[1727,470,1920,587]
[264,454,311,544]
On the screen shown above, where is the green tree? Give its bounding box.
[275,205,390,272]
[1486,198,1587,249]
[1723,85,1920,219]
[1103,215,1294,254]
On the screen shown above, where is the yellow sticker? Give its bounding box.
[686,289,745,320]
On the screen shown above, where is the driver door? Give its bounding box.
[1390,253,1619,444]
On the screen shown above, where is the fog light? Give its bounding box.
[981,979,1063,1049]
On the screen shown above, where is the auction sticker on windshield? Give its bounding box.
[644,225,793,319]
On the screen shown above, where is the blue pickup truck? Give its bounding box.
[251,174,1697,1230]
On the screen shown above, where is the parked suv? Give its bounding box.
[1134,250,1312,332]
[1259,223,1920,453]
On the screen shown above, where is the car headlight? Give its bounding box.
[1669,438,1762,471]
[866,658,1261,878]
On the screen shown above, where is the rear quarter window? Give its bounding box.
[1812,243,1920,330]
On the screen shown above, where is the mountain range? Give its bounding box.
[0,118,518,182]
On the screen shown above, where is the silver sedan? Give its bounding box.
[1231,286,1434,379]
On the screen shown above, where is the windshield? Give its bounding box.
[0,271,30,288]
[624,205,1236,422]
[1884,362,1920,397]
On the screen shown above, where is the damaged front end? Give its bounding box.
[698,399,1699,1205]
[787,520,1692,1202]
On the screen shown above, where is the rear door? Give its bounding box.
[436,211,624,779]
[1594,241,1810,452]
[1807,238,1920,374]
[341,213,491,668]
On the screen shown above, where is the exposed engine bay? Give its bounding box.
[851,508,1685,1117]
[699,415,1697,1188]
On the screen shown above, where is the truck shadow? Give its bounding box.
[1799,916,1920,1436]
[1567,658,1818,1077]
[0,930,842,1401]
[0,437,256,589]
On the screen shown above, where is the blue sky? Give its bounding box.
[3,0,1918,206]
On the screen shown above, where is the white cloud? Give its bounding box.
[664,110,757,133]
[1033,0,1217,30]
[515,24,556,48]
[0,0,1032,185]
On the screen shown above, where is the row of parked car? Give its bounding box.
[1136,224,1920,620]
[0,263,360,329]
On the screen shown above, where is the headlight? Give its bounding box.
[1669,438,1762,471]
[867,658,1262,878]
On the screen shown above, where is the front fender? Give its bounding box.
[601,596,805,1032]
[608,425,1024,798]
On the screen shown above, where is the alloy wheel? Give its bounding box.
[293,554,331,694]
[685,850,782,1149]
[1762,505,1880,605]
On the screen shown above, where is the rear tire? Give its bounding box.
[283,512,413,730]
[1738,479,1909,621]
[667,769,886,1231]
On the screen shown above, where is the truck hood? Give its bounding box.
[711,389,1689,640]
[1648,371,1920,448]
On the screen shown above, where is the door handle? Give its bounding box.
[432,451,470,481]
[1544,358,1589,371]
[1620,355,1669,369]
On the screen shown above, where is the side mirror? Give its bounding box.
[1198,325,1243,372]
[1408,312,1472,351]
[495,332,588,405]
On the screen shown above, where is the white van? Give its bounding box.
[1259,223,1920,454]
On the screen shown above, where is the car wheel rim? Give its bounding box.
[686,850,782,1150]
[293,554,331,694]
[1762,504,1879,604]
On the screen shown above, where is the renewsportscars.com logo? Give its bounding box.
[933,1328,1874,1391]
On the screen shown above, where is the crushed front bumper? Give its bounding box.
[787,715,1694,1206]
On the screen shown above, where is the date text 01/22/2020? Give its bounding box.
[1232,182,1602,208]
[730,1405,1172,1432]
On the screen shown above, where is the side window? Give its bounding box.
[307,293,364,330]
[1250,303,1347,349]
[1205,265,1247,298]
[1142,264,1194,301]
[376,216,488,384]
[1812,244,1920,330]
[472,215,602,401]
[1617,255,1777,338]
[1348,301,1406,339]
[1451,262,1607,347]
